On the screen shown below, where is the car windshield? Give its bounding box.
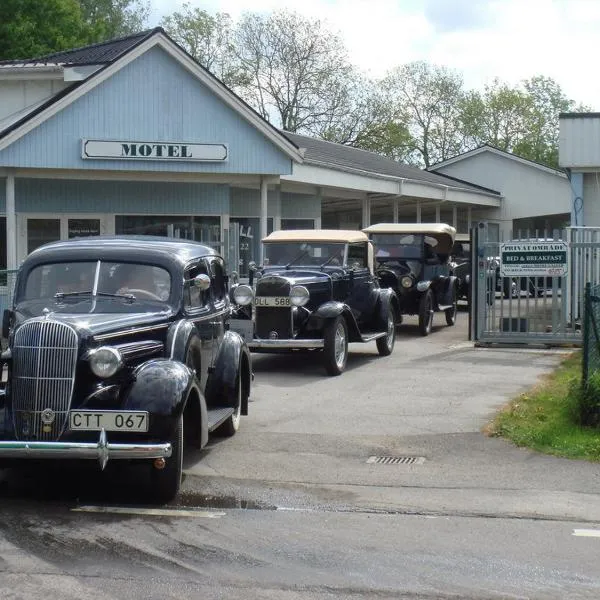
[264,242,346,267]
[371,234,424,260]
[20,261,172,310]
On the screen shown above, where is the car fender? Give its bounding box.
[308,301,362,342]
[377,288,400,325]
[166,319,197,363]
[205,331,251,415]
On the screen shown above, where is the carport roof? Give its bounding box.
[282,132,500,195]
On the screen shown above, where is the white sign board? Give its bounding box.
[500,241,568,277]
[82,139,228,162]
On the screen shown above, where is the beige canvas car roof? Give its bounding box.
[263,229,368,243]
[363,223,457,238]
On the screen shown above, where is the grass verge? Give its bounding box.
[487,351,600,461]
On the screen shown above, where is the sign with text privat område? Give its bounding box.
[500,241,568,277]
[81,139,228,162]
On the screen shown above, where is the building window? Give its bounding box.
[115,216,221,249]
[27,218,61,254]
[281,218,315,230]
[229,217,273,277]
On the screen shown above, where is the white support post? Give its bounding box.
[315,186,323,229]
[467,206,472,231]
[452,205,457,229]
[6,172,16,270]
[362,197,371,229]
[416,202,421,223]
[435,205,441,223]
[259,176,268,263]
[393,197,399,223]
[273,184,282,232]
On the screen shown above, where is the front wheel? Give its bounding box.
[376,306,396,356]
[150,414,183,504]
[323,316,348,376]
[216,373,243,437]
[445,285,457,326]
[418,290,434,336]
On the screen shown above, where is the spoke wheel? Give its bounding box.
[418,290,434,336]
[376,307,396,356]
[323,316,348,376]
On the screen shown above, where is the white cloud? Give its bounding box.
[149,0,600,108]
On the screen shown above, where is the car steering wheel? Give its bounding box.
[123,288,164,301]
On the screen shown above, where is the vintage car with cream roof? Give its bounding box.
[363,223,459,336]
[229,229,399,376]
[0,236,252,503]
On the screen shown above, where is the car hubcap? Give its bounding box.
[335,323,346,368]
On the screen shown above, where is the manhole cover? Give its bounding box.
[366,456,426,465]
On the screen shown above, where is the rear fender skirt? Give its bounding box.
[205,331,251,415]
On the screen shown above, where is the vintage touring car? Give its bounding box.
[363,223,459,336]
[0,236,252,503]
[229,230,399,376]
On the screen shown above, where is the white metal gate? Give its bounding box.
[471,226,600,345]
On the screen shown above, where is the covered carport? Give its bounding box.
[281,132,502,231]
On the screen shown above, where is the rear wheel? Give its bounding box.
[150,414,183,504]
[445,285,457,326]
[376,306,396,356]
[323,316,348,376]
[418,290,434,336]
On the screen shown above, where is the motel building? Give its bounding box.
[0,27,505,282]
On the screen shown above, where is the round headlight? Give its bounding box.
[233,284,253,306]
[290,285,309,307]
[90,346,122,378]
[401,276,413,288]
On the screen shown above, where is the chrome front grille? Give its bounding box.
[12,319,78,441]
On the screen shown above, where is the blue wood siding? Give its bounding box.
[0,46,293,175]
[230,188,320,219]
[15,178,228,214]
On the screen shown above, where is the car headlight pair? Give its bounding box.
[232,284,309,307]
[89,347,122,378]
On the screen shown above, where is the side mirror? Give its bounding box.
[193,274,211,291]
[2,309,12,340]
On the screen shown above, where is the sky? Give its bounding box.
[148,0,600,109]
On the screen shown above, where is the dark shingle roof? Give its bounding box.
[282,132,499,195]
[0,28,159,66]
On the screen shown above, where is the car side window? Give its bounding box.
[209,258,227,303]
[184,262,210,310]
[347,243,368,269]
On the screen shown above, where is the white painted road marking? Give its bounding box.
[573,529,600,538]
[72,506,226,518]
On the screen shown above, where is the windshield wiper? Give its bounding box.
[54,290,136,302]
[285,249,309,269]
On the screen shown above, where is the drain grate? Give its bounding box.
[367,456,426,465]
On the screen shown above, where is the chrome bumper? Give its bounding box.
[0,429,172,470]
[248,338,324,349]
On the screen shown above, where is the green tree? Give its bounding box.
[0,0,86,60]
[382,61,466,168]
[160,3,244,87]
[80,0,150,42]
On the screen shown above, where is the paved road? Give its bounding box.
[2,310,600,599]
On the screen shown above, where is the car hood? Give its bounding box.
[258,269,334,286]
[13,302,173,336]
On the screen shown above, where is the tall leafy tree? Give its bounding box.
[382,61,466,167]
[233,10,357,134]
[0,0,86,60]
[79,0,150,42]
[160,3,245,87]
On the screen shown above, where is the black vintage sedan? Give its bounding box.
[0,236,252,503]
[229,230,399,376]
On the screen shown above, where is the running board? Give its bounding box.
[360,331,387,343]
[207,407,235,432]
